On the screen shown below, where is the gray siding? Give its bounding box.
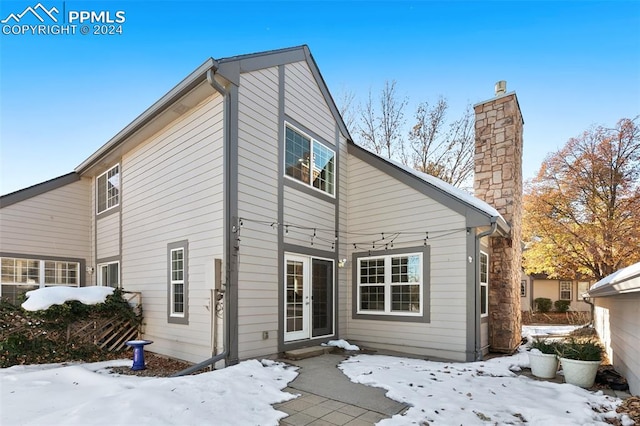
[117,93,225,363]
[283,187,334,249]
[594,295,640,396]
[96,214,120,259]
[346,154,470,361]
[0,178,92,284]
[236,67,280,360]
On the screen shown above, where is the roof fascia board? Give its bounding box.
[75,58,218,174]
[347,142,498,228]
[588,273,640,297]
[0,172,80,208]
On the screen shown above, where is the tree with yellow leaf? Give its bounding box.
[523,117,640,280]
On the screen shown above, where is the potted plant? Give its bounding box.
[528,338,559,378]
[557,338,604,388]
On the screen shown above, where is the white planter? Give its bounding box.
[560,357,601,388]
[528,351,558,378]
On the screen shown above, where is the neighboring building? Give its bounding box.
[529,274,593,312]
[520,270,533,311]
[0,46,524,364]
[587,262,640,396]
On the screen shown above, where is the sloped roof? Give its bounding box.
[348,143,510,233]
[588,262,640,297]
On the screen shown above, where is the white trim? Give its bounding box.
[96,164,120,214]
[0,257,80,288]
[480,251,489,318]
[356,252,423,317]
[97,261,120,288]
[169,247,185,318]
[283,122,336,198]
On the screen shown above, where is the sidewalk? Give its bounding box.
[274,353,408,426]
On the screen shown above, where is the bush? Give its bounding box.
[556,338,603,361]
[554,300,571,313]
[535,297,552,313]
[530,338,558,355]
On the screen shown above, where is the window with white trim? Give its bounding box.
[1,257,80,304]
[480,251,489,317]
[167,241,188,324]
[98,262,119,288]
[560,281,572,300]
[577,281,589,299]
[357,253,422,315]
[520,280,527,297]
[284,125,335,196]
[97,164,120,214]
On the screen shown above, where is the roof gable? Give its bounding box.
[0,173,80,208]
[347,142,509,232]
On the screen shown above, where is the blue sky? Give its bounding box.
[1,0,639,195]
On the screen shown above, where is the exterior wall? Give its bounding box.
[236,66,281,360]
[531,279,591,312]
[112,93,225,363]
[96,214,120,260]
[593,294,640,396]
[346,154,470,361]
[0,178,92,288]
[235,59,343,360]
[474,91,523,352]
[520,272,532,311]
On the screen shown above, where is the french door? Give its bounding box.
[284,254,333,342]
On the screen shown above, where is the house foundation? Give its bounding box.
[474,81,524,353]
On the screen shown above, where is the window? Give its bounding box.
[97,164,120,214]
[284,125,335,196]
[1,256,81,304]
[357,253,422,316]
[560,281,572,300]
[167,241,188,324]
[98,262,119,288]
[480,252,489,317]
[577,281,589,299]
[520,280,527,297]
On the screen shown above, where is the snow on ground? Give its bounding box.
[21,286,115,311]
[321,339,360,351]
[522,324,583,340]
[1,359,298,426]
[339,348,632,425]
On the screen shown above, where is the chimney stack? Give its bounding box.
[473,83,524,353]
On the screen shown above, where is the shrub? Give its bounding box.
[530,338,558,355]
[535,297,552,313]
[556,338,603,361]
[554,300,571,313]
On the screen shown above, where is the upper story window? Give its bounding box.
[284,125,335,196]
[97,164,120,214]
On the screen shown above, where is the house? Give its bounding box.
[587,262,640,396]
[0,46,524,364]
[528,274,593,312]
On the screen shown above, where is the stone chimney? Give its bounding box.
[474,81,523,353]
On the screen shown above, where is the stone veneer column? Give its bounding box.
[474,86,523,353]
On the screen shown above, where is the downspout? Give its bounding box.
[474,217,498,360]
[171,68,230,377]
[582,296,595,327]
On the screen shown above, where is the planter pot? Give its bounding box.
[528,351,558,379]
[560,357,601,388]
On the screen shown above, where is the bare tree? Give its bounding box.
[441,106,475,188]
[355,81,408,160]
[336,87,356,132]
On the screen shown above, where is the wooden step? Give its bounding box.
[283,345,334,360]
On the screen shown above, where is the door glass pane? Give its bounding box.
[312,259,332,336]
[286,260,304,333]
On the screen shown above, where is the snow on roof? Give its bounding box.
[359,144,503,219]
[588,262,640,296]
[22,286,115,311]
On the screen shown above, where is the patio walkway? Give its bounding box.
[274,353,408,426]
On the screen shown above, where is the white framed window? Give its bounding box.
[520,280,527,297]
[357,252,423,316]
[284,124,335,196]
[98,262,119,288]
[167,241,188,324]
[1,256,81,305]
[97,164,120,214]
[1,257,80,287]
[559,281,572,300]
[480,251,489,317]
[577,281,589,299]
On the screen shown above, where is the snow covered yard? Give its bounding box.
[0,359,298,426]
